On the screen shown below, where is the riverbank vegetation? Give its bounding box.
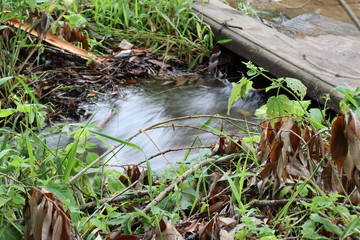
[1,0,360,239]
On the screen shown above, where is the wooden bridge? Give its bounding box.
[193,0,360,111]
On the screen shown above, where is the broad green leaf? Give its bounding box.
[285,77,307,100]
[27,0,37,10]
[64,13,88,27]
[90,218,109,232]
[310,214,343,236]
[0,109,16,118]
[11,193,24,205]
[0,225,22,240]
[266,95,292,118]
[16,104,31,113]
[291,100,311,117]
[86,152,99,164]
[227,77,253,114]
[301,220,327,239]
[309,108,323,124]
[0,197,10,207]
[107,175,125,193]
[308,108,327,129]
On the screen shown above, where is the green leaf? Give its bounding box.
[89,130,143,151]
[340,218,360,239]
[310,214,343,236]
[16,104,32,113]
[107,175,125,193]
[285,77,307,100]
[0,197,10,207]
[291,100,311,117]
[216,39,232,44]
[301,220,327,239]
[279,186,292,198]
[0,109,16,118]
[266,95,292,118]
[227,77,253,114]
[63,139,79,181]
[106,214,133,234]
[0,225,22,240]
[43,181,74,205]
[90,218,109,232]
[309,108,323,123]
[64,13,88,27]
[0,76,14,85]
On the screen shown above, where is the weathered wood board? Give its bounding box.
[193,0,360,111]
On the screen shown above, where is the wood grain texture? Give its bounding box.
[193,0,360,111]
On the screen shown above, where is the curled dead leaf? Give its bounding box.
[23,188,72,240]
[330,115,348,172]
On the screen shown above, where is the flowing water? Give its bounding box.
[250,0,360,25]
[80,77,264,171]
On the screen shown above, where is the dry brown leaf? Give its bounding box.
[6,18,100,61]
[112,235,139,240]
[290,123,301,153]
[23,188,72,240]
[219,229,235,240]
[155,220,184,240]
[199,219,214,240]
[258,121,275,164]
[345,110,360,174]
[321,162,342,193]
[87,90,101,97]
[118,39,134,50]
[330,115,348,172]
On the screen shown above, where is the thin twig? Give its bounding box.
[142,154,238,214]
[139,146,212,165]
[0,172,31,188]
[248,198,360,213]
[69,115,258,184]
[79,190,148,211]
[83,180,138,225]
[338,0,360,32]
[140,129,176,171]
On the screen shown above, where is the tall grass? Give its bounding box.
[84,0,213,65]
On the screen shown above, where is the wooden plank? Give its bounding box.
[193,0,360,111]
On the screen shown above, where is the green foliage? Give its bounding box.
[235,209,276,239]
[82,0,213,64]
[227,77,253,114]
[228,61,328,129]
[300,194,360,239]
[334,85,360,117]
[266,95,293,117]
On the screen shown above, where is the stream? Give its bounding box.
[82,77,264,171]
